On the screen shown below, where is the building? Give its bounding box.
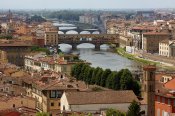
[0,50,8,63]
[159,75,175,83]
[129,26,156,50]
[15,24,28,35]
[22,71,81,115]
[159,40,170,57]
[142,65,156,116]
[60,90,140,114]
[155,78,175,116]
[135,11,155,22]
[44,29,58,46]
[0,95,36,111]
[142,32,170,53]
[0,62,86,115]
[79,15,99,25]
[169,42,175,57]
[24,52,86,75]
[0,40,33,66]
[119,35,133,48]
[106,19,124,34]
[159,40,175,57]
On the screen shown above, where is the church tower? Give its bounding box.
[7,10,13,23]
[142,65,156,116]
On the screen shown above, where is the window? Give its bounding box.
[162,97,165,103]
[150,72,153,81]
[13,104,15,108]
[157,96,160,102]
[50,91,56,98]
[21,101,23,105]
[51,102,54,106]
[58,103,60,106]
[56,91,62,98]
[168,99,171,105]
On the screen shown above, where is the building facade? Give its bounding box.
[142,65,156,116]
[142,32,169,53]
[159,40,170,57]
[0,40,32,66]
[155,78,175,116]
[61,91,140,114]
[24,53,86,75]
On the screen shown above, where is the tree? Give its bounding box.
[106,108,125,116]
[95,68,103,85]
[78,64,89,80]
[36,112,49,116]
[100,69,112,87]
[91,67,101,84]
[132,80,141,96]
[127,100,144,116]
[86,67,94,85]
[72,63,83,80]
[106,72,116,89]
[120,69,133,90]
[31,46,50,55]
[111,71,120,90]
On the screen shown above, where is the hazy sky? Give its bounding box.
[1,0,175,9]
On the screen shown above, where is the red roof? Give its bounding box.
[5,112,21,116]
[143,32,169,36]
[143,65,156,71]
[164,78,175,90]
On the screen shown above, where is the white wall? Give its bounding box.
[69,103,131,113]
[60,92,70,112]
[61,93,147,114]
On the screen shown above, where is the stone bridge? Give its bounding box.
[58,29,101,34]
[58,34,119,50]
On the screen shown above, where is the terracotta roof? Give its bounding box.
[0,40,33,47]
[164,78,175,90]
[0,110,21,116]
[143,65,156,71]
[143,32,169,36]
[131,26,156,31]
[160,39,169,44]
[65,90,138,105]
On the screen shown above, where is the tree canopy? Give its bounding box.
[106,108,125,116]
[71,63,141,96]
[127,100,144,116]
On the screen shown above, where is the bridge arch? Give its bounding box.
[92,31,100,34]
[58,31,64,34]
[80,31,91,34]
[77,43,95,49]
[66,30,78,34]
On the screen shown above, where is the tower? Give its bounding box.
[7,10,13,23]
[142,65,156,116]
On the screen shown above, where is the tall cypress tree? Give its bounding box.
[100,69,112,87]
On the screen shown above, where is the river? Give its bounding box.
[53,22,142,72]
[59,43,142,72]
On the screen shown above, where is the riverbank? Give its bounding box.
[115,48,157,65]
[115,48,175,70]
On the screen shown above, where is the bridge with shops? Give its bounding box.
[58,34,119,50]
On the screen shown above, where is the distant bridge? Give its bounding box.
[58,29,101,34]
[58,34,119,50]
